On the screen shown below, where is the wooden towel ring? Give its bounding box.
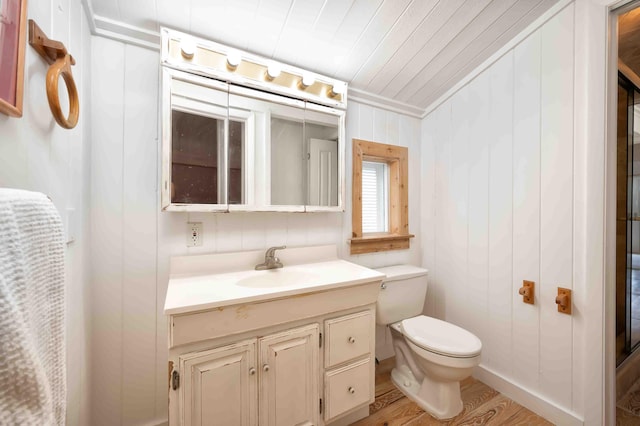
[28,19,79,129]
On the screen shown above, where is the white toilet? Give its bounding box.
[375,265,482,419]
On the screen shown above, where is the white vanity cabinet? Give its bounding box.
[178,339,257,426]
[259,325,319,426]
[165,247,385,426]
[176,325,319,426]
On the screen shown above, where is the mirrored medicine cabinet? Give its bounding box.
[161,68,346,213]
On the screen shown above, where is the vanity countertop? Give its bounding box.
[164,257,385,315]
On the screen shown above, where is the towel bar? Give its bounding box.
[28,19,79,129]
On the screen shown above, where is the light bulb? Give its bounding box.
[180,38,196,59]
[226,51,241,70]
[266,62,281,80]
[330,81,346,96]
[300,73,315,88]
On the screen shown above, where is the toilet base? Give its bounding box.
[390,365,463,420]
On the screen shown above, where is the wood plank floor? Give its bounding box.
[617,374,640,425]
[351,358,552,426]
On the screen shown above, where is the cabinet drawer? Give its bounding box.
[324,358,372,421]
[324,311,372,367]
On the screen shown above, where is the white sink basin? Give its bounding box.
[236,269,319,288]
[164,246,386,315]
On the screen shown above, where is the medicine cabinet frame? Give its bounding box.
[161,68,346,213]
[161,28,346,212]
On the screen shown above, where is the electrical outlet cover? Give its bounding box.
[187,222,203,247]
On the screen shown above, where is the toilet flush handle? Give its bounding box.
[381,283,387,290]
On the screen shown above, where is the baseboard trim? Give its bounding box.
[473,365,583,426]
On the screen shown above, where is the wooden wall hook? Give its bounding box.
[519,280,534,304]
[28,19,79,129]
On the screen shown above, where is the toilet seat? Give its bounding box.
[398,315,482,359]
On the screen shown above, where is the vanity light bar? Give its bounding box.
[162,27,347,110]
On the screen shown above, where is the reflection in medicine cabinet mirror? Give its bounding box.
[162,69,345,212]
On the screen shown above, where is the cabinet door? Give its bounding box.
[179,339,257,426]
[259,324,319,426]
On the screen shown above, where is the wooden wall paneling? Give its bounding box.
[447,86,471,329]
[405,0,542,107]
[308,0,385,75]
[434,100,453,321]
[341,103,359,260]
[117,0,158,31]
[242,214,269,250]
[538,4,574,409]
[121,45,160,423]
[156,0,191,34]
[215,214,244,253]
[386,111,400,146]
[358,103,375,141]
[378,0,493,99]
[416,0,557,109]
[487,52,514,375]
[90,0,121,20]
[272,0,326,66]
[465,71,491,359]
[511,30,542,391]
[421,114,437,317]
[90,37,125,425]
[287,213,310,247]
[331,0,412,80]
[341,0,439,82]
[245,0,297,58]
[362,0,466,91]
[155,211,187,421]
[287,0,355,73]
[395,114,421,267]
[373,108,387,143]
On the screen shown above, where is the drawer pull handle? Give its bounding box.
[348,337,356,344]
[263,364,270,372]
[249,368,256,376]
[348,387,355,394]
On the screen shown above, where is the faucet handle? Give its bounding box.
[266,245,286,257]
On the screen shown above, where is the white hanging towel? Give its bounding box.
[0,189,66,425]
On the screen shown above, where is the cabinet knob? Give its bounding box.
[348,386,355,394]
[348,336,356,344]
[263,364,270,372]
[249,368,256,376]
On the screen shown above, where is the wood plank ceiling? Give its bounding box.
[89,0,560,111]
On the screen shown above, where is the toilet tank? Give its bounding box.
[375,265,428,325]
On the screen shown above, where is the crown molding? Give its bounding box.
[348,87,424,118]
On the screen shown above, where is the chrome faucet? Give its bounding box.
[255,246,286,270]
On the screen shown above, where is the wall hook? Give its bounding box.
[28,19,79,129]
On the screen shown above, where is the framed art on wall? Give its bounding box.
[0,0,27,117]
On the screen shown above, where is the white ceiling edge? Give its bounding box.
[349,88,424,118]
[79,0,574,120]
[420,0,573,119]
[78,0,426,118]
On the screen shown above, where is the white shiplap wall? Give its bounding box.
[0,0,91,425]
[89,37,421,423]
[421,3,581,422]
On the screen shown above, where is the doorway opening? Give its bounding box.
[613,4,640,421]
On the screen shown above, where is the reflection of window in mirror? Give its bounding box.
[350,139,413,255]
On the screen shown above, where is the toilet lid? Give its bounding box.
[401,316,482,358]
